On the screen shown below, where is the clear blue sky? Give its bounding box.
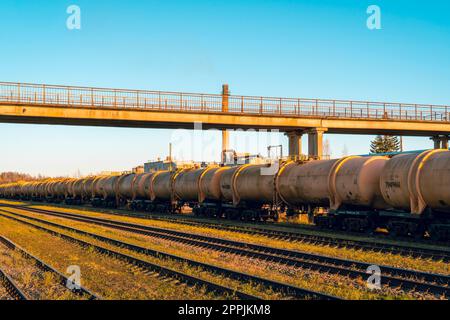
[1,0,449,176]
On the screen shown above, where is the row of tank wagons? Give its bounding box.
[0,149,449,239]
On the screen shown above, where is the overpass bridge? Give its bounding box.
[0,81,449,159]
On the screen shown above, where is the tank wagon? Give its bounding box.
[1,149,449,241]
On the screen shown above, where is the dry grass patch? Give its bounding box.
[2,209,441,300]
[0,245,80,300]
[26,204,450,276]
[0,281,12,300]
[0,215,223,300]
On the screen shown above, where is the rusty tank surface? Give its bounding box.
[65,179,76,198]
[150,170,173,201]
[94,176,120,200]
[380,149,450,214]
[36,181,49,198]
[54,179,72,199]
[277,159,338,207]
[328,156,389,210]
[132,173,154,200]
[117,174,136,199]
[199,167,230,203]
[71,179,85,199]
[219,166,240,203]
[173,168,206,202]
[221,164,276,206]
[82,177,97,199]
[21,182,32,198]
[277,156,388,210]
[417,150,450,213]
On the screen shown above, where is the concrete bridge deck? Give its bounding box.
[0,81,449,135]
[1,81,449,158]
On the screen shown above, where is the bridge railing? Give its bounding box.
[0,81,448,122]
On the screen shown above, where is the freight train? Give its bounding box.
[1,149,449,241]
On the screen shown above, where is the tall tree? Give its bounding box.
[370,135,401,153]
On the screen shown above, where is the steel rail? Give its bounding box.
[148,216,450,261]
[0,235,99,300]
[0,211,269,300]
[0,210,336,300]
[39,203,450,262]
[2,206,449,298]
[15,206,450,285]
[0,267,28,300]
[99,207,450,262]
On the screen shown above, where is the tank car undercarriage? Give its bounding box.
[193,201,279,222]
[2,191,449,242]
[315,209,450,242]
[3,149,450,243]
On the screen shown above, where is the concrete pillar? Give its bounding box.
[308,128,328,159]
[431,136,442,149]
[221,84,230,162]
[285,131,303,159]
[442,136,449,150]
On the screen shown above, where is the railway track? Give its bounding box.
[0,235,99,300]
[1,205,449,298]
[0,209,338,300]
[101,207,450,262]
[0,267,28,300]
[37,202,450,262]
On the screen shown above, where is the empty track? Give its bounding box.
[0,209,338,300]
[102,207,450,262]
[35,202,450,262]
[0,267,28,300]
[1,205,449,298]
[0,235,99,300]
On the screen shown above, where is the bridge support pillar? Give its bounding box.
[431,135,449,149]
[308,128,328,159]
[285,131,303,159]
[442,136,449,150]
[431,136,441,149]
[221,84,230,162]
